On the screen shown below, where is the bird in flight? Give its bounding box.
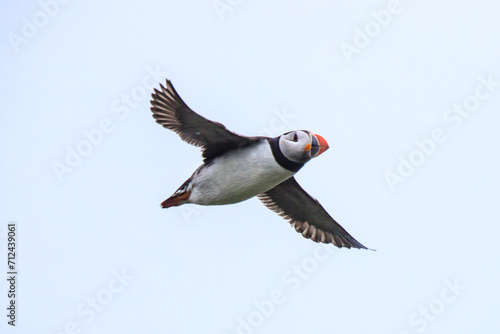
[150,80,369,249]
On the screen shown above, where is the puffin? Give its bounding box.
[150,80,368,249]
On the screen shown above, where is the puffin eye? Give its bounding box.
[292,133,298,142]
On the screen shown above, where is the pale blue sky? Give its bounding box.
[1,1,499,333]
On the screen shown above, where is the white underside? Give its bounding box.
[188,141,295,205]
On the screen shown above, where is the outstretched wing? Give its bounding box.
[258,177,369,249]
[150,79,259,161]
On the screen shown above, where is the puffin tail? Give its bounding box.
[161,191,191,209]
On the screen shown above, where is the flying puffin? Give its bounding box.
[150,80,368,249]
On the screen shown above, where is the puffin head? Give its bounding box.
[278,130,329,164]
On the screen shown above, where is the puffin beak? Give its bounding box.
[311,133,329,157]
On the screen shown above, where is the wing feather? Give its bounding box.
[150,79,260,161]
[258,177,369,249]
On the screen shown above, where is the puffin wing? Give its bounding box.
[258,177,369,249]
[151,79,259,161]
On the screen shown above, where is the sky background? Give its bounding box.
[1,0,500,333]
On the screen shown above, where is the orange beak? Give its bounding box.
[311,133,329,157]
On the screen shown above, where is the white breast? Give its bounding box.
[188,141,294,205]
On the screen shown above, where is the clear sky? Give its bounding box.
[1,0,499,333]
